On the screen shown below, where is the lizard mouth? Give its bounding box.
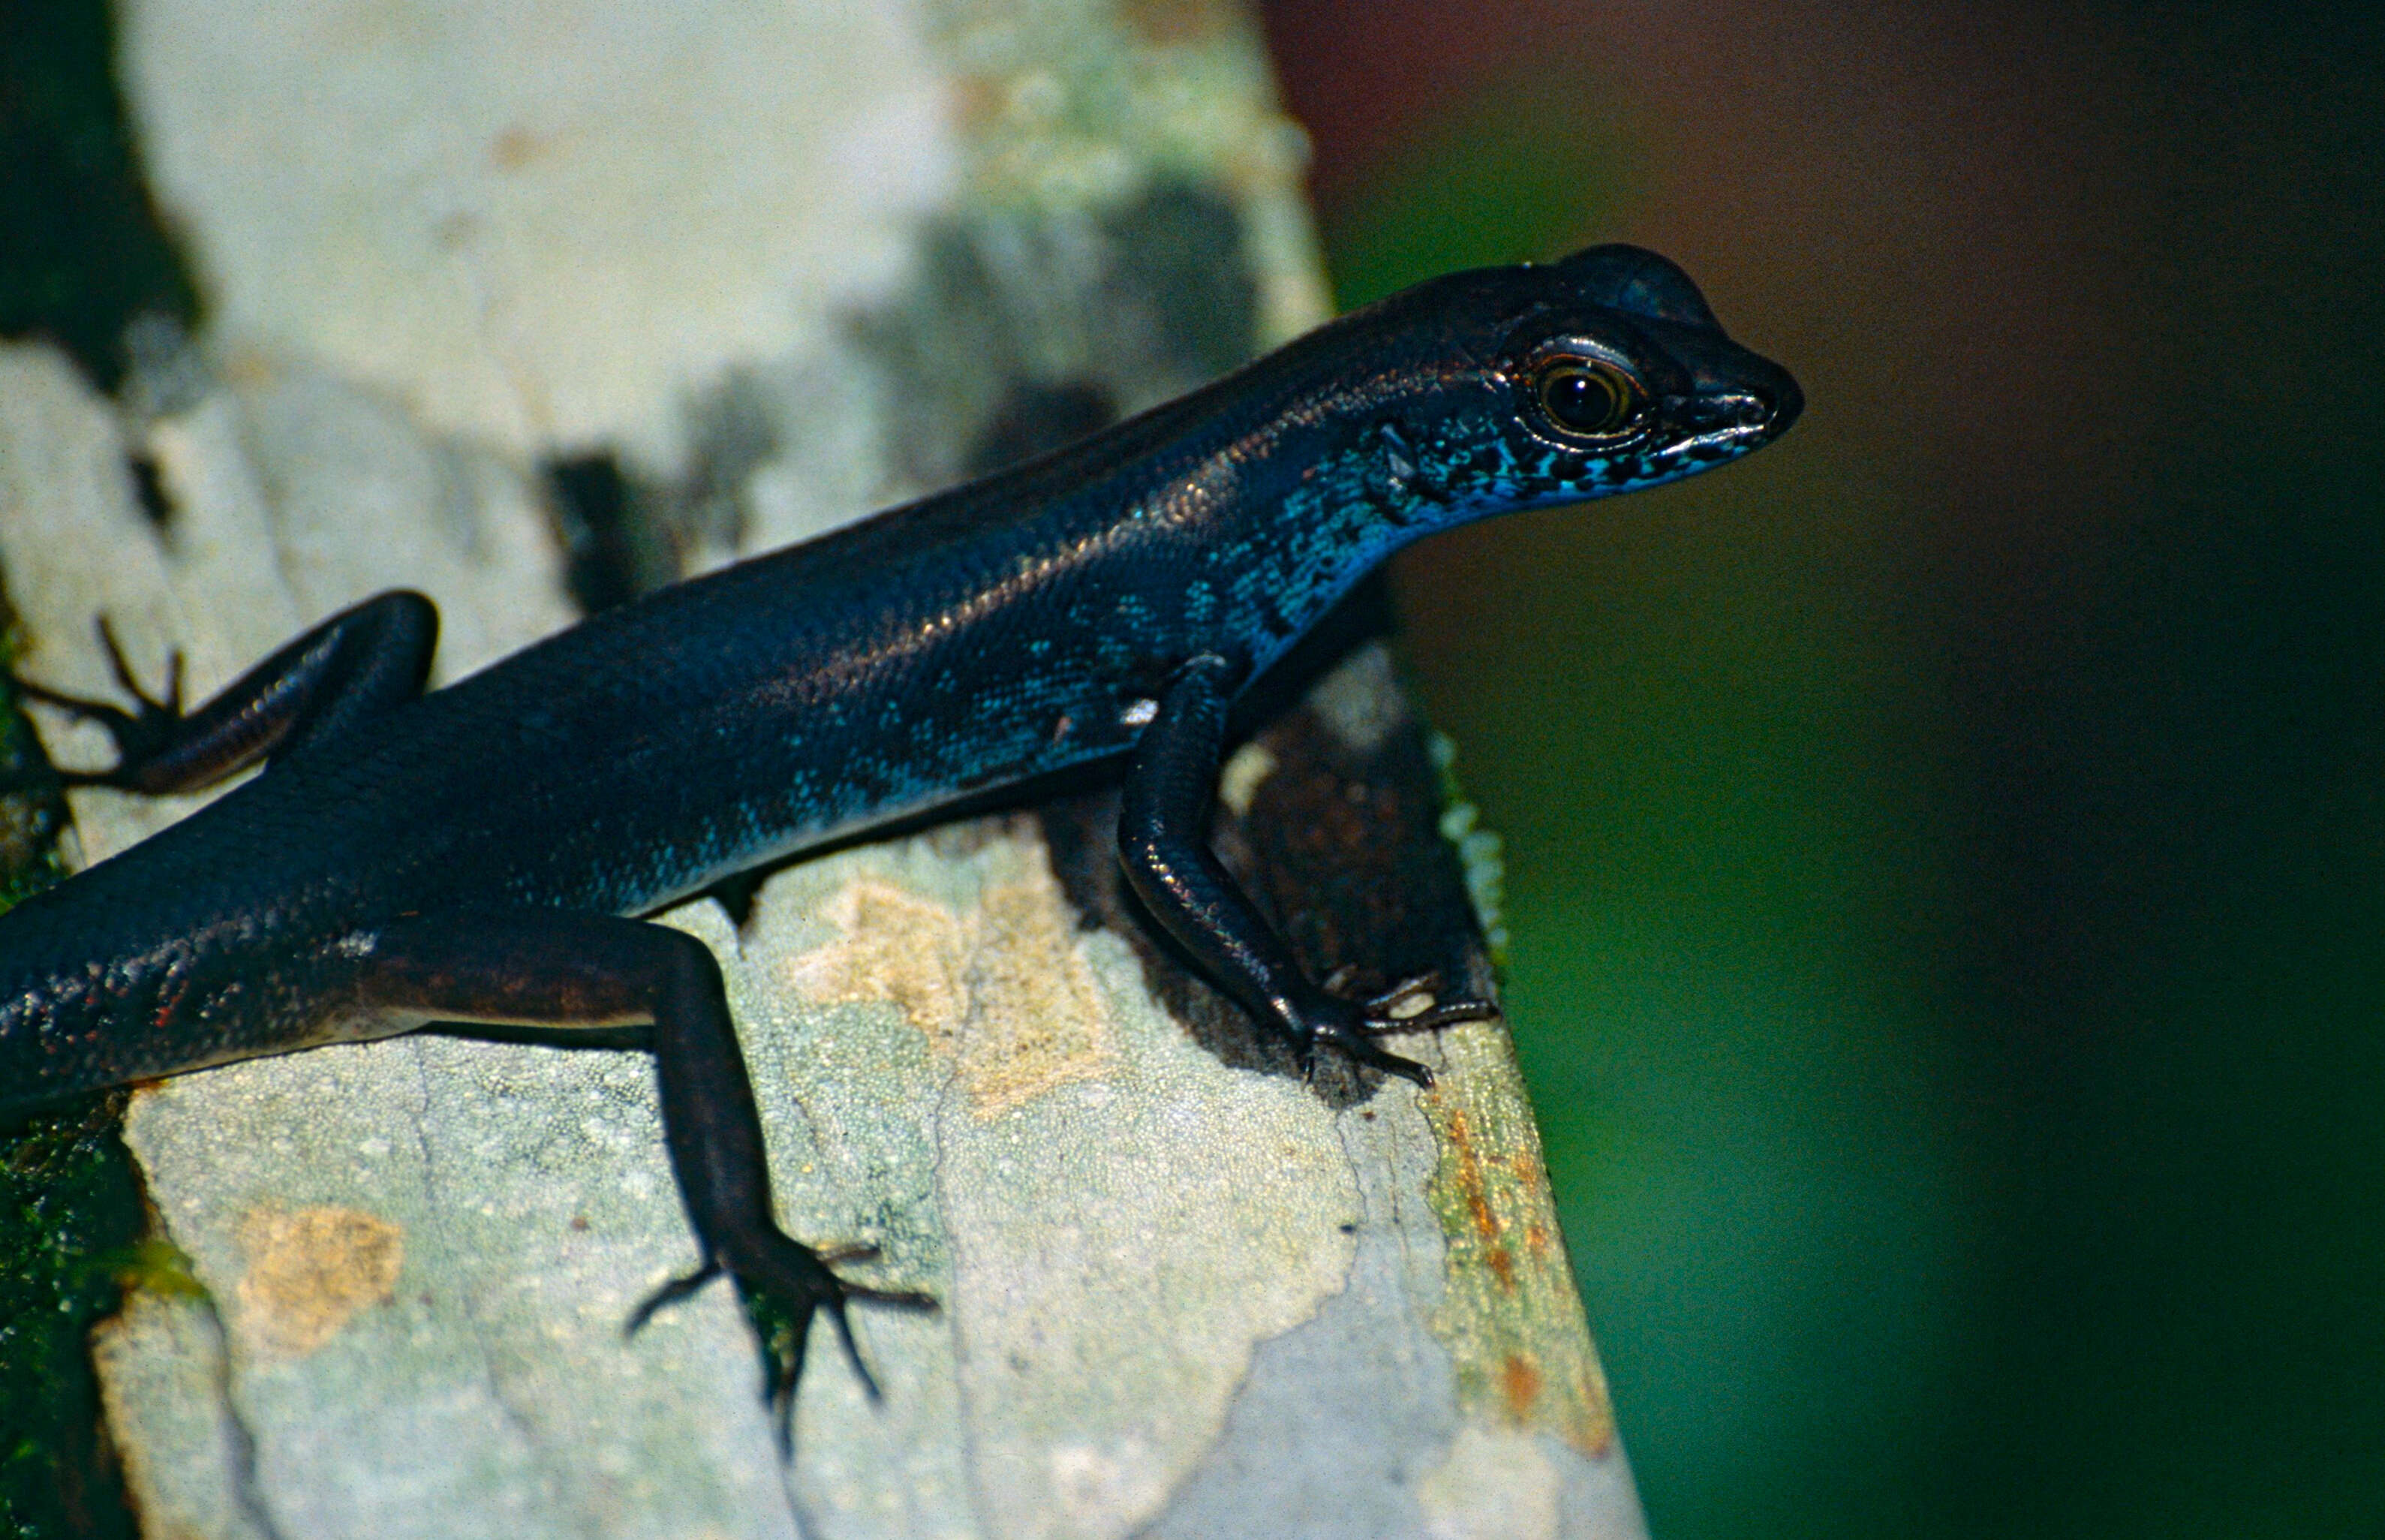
[1664,385,1800,460]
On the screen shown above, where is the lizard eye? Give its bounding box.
[1530,355,1647,440]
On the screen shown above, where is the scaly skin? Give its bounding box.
[0,243,1798,1420]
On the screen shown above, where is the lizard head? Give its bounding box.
[1352,243,1801,519]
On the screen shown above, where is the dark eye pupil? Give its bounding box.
[1539,364,1635,435]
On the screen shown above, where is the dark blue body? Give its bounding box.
[0,243,1799,1109]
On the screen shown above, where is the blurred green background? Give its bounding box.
[1262,1,2385,1533]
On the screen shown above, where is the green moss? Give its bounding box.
[0,1096,143,1540]
[2,641,143,1538]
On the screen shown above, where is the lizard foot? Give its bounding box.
[628,1234,936,1453]
[1301,969,1502,1087]
[4,617,188,792]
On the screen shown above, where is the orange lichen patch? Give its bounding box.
[1439,1104,1514,1291]
[961,869,1119,1114]
[1500,1355,1544,1422]
[783,877,967,1045]
[1439,1106,1493,1238]
[488,124,543,170]
[216,346,277,390]
[233,1205,403,1358]
[1422,1016,1618,1457]
[949,73,1009,135]
[782,845,1116,1117]
[1466,1190,1499,1250]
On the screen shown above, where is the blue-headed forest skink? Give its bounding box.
[0,244,1799,1406]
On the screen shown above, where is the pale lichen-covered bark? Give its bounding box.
[0,2,1645,1534]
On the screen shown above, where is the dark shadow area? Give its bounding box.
[543,453,645,616]
[0,0,197,390]
[0,5,175,1529]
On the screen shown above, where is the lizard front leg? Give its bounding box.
[1116,653,1499,1085]
[6,588,438,793]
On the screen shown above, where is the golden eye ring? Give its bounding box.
[1530,355,1647,441]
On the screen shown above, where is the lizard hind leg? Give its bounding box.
[349,907,935,1445]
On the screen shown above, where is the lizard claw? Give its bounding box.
[1310,1027,1438,1087]
[6,616,191,791]
[1356,970,1502,1036]
[630,1232,936,1456]
[623,1260,725,1334]
[96,616,185,718]
[1295,968,1502,1088]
